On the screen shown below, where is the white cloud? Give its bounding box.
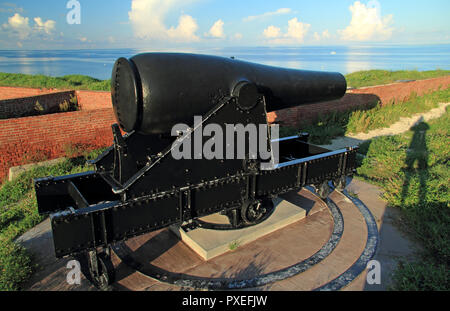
[338,1,393,41]
[208,19,225,38]
[0,3,24,14]
[34,17,56,35]
[128,0,200,42]
[263,25,281,38]
[314,29,331,41]
[286,18,310,42]
[314,32,320,41]
[167,14,199,41]
[2,13,31,39]
[263,18,310,44]
[2,13,56,40]
[0,3,24,13]
[244,8,291,22]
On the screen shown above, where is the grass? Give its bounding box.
[356,107,450,290]
[0,72,110,91]
[229,240,241,251]
[58,94,78,112]
[346,69,450,89]
[0,148,105,290]
[280,87,450,145]
[0,69,448,93]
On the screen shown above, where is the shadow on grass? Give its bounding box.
[400,121,429,208]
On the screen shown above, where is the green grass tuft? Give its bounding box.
[389,259,449,291]
[0,72,110,91]
[229,240,241,251]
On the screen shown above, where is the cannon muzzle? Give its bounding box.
[112,53,346,134]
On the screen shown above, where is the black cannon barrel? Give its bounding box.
[111,53,347,135]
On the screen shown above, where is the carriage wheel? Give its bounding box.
[241,199,274,224]
[87,250,114,290]
[332,176,347,191]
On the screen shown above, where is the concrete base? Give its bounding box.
[8,157,66,181]
[170,198,306,260]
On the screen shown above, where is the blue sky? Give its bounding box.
[0,0,449,49]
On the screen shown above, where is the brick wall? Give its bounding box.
[0,88,114,181]
[0,86,61,100]
[0,108,116,181]
[268,76,450,127]
[0,87,112,116]
[350,75,450,105]
[0,91,76,119]
[76,90,111,110]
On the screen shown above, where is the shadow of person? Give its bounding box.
[400,118,430,207]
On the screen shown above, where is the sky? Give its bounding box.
[0,0,449,50]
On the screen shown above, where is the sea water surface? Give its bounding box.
[0,45,449,80]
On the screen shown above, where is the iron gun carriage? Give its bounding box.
[34,53,358,289]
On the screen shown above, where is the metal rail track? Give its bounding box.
[314,188,379,291]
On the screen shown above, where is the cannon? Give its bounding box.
[34,53,358,289]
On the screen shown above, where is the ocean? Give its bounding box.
[0,45,449,80]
